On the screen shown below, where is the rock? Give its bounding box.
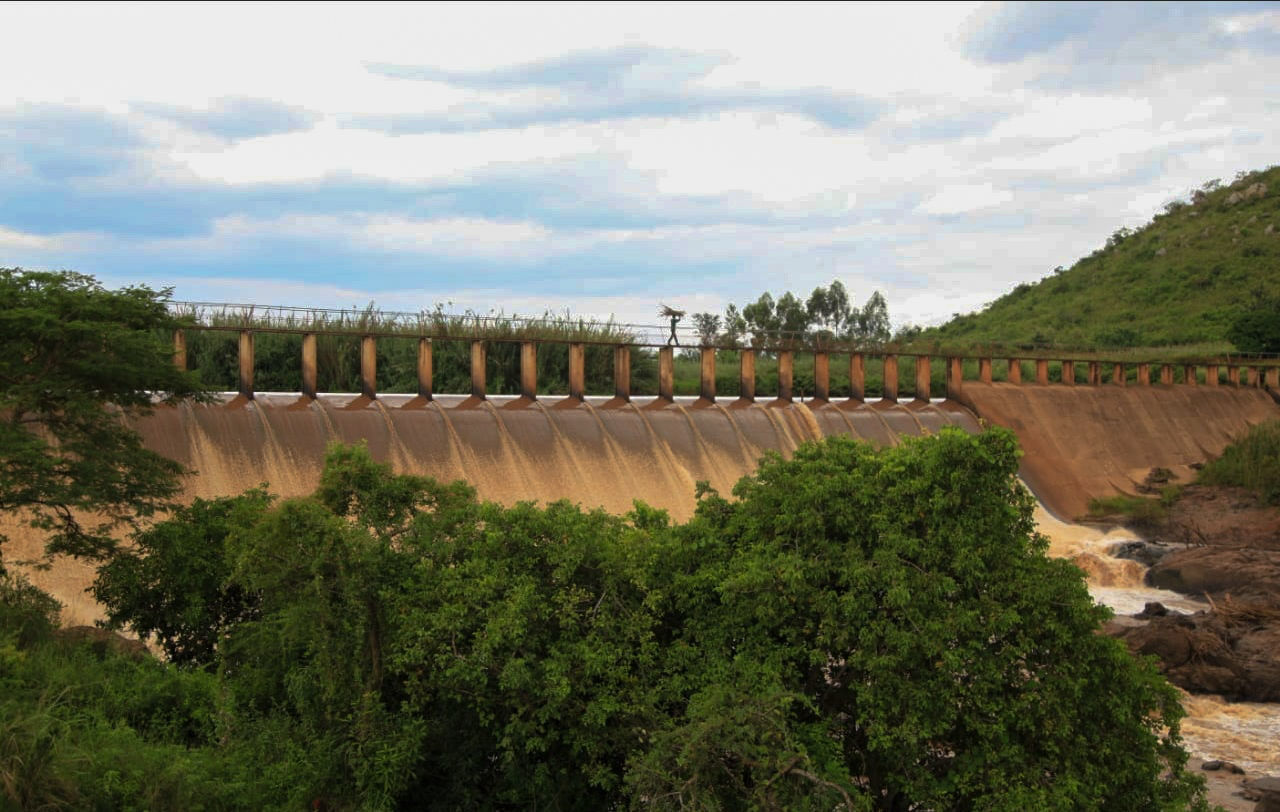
[1247,181,1268,200]
[1267,224,1275,235]
[53,626,151,661]
[1110,539,1171,568]
[1148,547,1280,602]
[1229,191,1244,205]
[1244,776,1280,810]
[1135,601,1169,618]
[1248,214,1259,224]
[1203,760,1246,774]
[1155,246,1167,256]
[1107,606,1280,701]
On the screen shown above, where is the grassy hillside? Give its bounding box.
[930,166,1280,350]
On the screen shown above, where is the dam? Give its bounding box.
[9,319,1280,625]
[152,320,1280,522]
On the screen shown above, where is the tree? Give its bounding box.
[857,290,891,344]
[741,292,779,345]
[634,429,1206,810]
[92,490,272,667]
[690,312,721,347]
[91,436,1208,810]
[721,303,748,347]
[1226,292,1280,354]
[806,280,853,340]
[0,269,209,561]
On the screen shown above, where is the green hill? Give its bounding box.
[929,165,1280,351]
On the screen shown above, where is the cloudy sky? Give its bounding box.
[3,1,1279,327]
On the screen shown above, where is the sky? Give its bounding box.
[2,1,1279,329]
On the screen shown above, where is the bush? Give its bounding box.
[1198,420,1280,504]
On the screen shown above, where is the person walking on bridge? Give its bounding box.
[659,304,685,347]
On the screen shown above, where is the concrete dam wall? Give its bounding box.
[135,384,1278,522]
[7,383,1277,626]
[132,394,981,520]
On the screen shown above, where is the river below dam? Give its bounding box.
[1034,503,1280,791]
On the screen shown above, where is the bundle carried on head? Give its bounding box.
[658,303,686,318]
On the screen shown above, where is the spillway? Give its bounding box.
[134,394,981,519]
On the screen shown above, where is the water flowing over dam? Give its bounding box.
[125,383,1277,524]
[134,394,982,518]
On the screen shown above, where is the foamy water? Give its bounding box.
[1034,504,1280,774]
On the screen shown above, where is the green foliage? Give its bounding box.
[1198,419,1280,505]
[1225,292,1280,354]
[89,436,1207,809]
[1087,494,1170,530]
[92,491,273,667]
[0,572,60,649]
[0,268,208,560]
[927,165,1280,349]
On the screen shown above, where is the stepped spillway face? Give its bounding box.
[957,383,1280,520]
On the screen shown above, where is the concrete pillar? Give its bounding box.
[739,349,756,401]
[1266,367,1280,389]
[301,333,317,399]
[1161,364,1174,385]
[470,340,487,400]
[1227,365,1239,386]
[1007,359,1022,385]
[1062,360,1075,386]
[1087,361,1100,386]
[613,346,631,401]
[946,357,964,399]
[849,353,865,402]
[1184,364,1197,386]
[658,347,674,401]
[1113,363,1125,386]
[882,355,899,401]
[813,352,830,401]
[568,342,585,401]
[915,356,931,402]
[699,347,716,401]
[238,330,254,399]
[417,338,433,400]
[777,350,794,402]
[1035,359,1049,385]
[1206,364,1219,387]
[978,357,992,384]
[360,335,377,399]
[520,341,538,400]
[1137,363,1150,386]
[1247,366,1260,388]
[172,329,187,371]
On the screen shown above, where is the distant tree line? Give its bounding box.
[688,280,894,349]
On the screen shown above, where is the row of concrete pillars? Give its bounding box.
[172,330,1280,402]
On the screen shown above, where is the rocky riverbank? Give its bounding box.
[1096,482,1280,810]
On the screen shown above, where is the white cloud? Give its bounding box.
[916,184,1013,216]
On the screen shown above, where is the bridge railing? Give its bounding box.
[169,321,1280,406]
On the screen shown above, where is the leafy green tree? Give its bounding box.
[1226,292,1280,354]
[0,269,207,561]
[806,279,854,340]
[88,435,1207,810]
[857,290,891,344]
[632,429,1206,810]
[92,491,272,667]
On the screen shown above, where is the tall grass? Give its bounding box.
[1197,419,1280,504]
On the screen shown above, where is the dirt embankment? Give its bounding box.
[1104,484,1280,702]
